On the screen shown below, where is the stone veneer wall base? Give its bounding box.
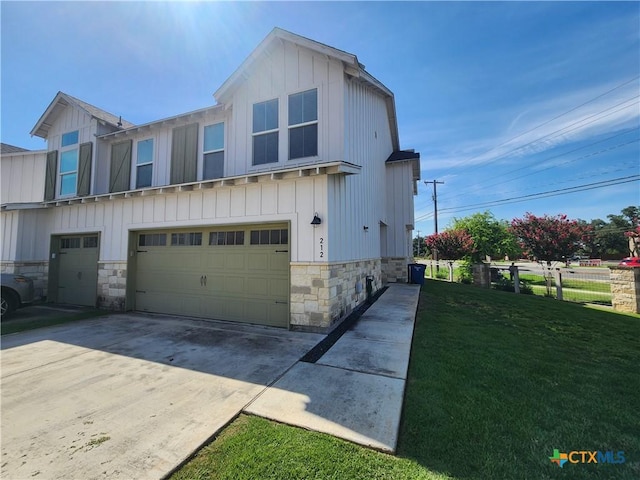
[97,261,127,311]
[290,259,382,333]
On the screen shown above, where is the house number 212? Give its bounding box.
[319,237,324,258]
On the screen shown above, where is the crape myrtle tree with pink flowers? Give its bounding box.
[510,213,592,295]
[424,229,476,281]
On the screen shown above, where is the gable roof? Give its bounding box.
[1,143,30,154]
[214,28,399,149]
[30,91,135,139]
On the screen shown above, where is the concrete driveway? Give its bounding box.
[1,314,323,480]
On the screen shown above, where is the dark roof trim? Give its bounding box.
[386,150,420,162]
[386,149,421,183]
[1,143,30,154]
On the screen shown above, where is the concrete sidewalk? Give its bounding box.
[245,283,421,452]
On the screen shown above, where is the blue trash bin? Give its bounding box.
[409,263,426,285]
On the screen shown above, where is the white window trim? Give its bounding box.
[58,130,79,198]
[252,98,280,167]
[132,137,155,189]
[288,88,319,161]
[202,122,225,180]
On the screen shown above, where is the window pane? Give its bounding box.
[270,229,281,244]
[60,149,78,173]
[203,152,224,179]
[204,123,224,152]
[136,164,152,188]
[83,236,98,248]
[236,231,244,245]
[253,132,278,165]
[209,232,218,245]
[250,230,259,245]
[289,92,303,126]
[60,173,77,195]
[137,139,153,165]
[289,124,317,160]
[266,132,278,163]
[289,127,304,160]
[281,229,288,244]
[289,89,317,126]
[253,99,278,133]
[253,102,265,133]
[265,99,278,130]
[226,232,235,245]
[303,123,318,157]
[61,130,79,147]
[260,230,270,244]
[303,89,317,122]
[61,237,81,249]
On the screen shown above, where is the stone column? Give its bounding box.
[473,263,491,288]
[610,266,640,314]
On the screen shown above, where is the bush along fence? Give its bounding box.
[424,260,639,314]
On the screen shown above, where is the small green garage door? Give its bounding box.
[134,225,289,327]
[56,235,99,306]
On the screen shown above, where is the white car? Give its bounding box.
[1,273,35,318]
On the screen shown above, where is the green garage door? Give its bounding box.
[57,235,99,306]
[134,225,289,327]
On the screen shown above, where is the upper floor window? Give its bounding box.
[252,99,278,165]
[289,89,317,160]
[136,138,154,188]
[203,123,224,179]
[59,130,79,196]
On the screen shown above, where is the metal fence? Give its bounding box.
[491,263,612,306]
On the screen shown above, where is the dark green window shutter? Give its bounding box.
[77,142,93,196]
[109,140,132,193]
[44,150,58,201]
[171,123,198,184]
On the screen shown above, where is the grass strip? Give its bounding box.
[169,415,450,480]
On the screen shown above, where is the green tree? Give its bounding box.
[451,211,521,262]
[585,206,639,258]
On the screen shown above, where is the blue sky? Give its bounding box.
[2,1,638,235]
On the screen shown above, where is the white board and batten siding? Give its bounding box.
[1,151,47,204]
[44,176,327,263]
[386,162,415,258]
[1,209,51,262]
[228,41,345,176]
[327,77,395,262]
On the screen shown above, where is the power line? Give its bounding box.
[437,99,640,202]
[438,176,640,215]
[442,75,640,173]
[415,175,639,221]
[438,133,640,203]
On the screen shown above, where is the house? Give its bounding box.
[0,28,420,332]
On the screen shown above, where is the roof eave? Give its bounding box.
[97,104,224,140]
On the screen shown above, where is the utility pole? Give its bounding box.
[416,230,421,257]
[424,180,444,268]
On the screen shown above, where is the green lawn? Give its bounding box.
[171,280,640,480]
[399,280,640,479]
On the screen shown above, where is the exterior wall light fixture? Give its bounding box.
[311,213,322,225]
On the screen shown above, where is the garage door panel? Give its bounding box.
[135,226,289,327]
[247,252,270,270]
[57,237,99,307]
